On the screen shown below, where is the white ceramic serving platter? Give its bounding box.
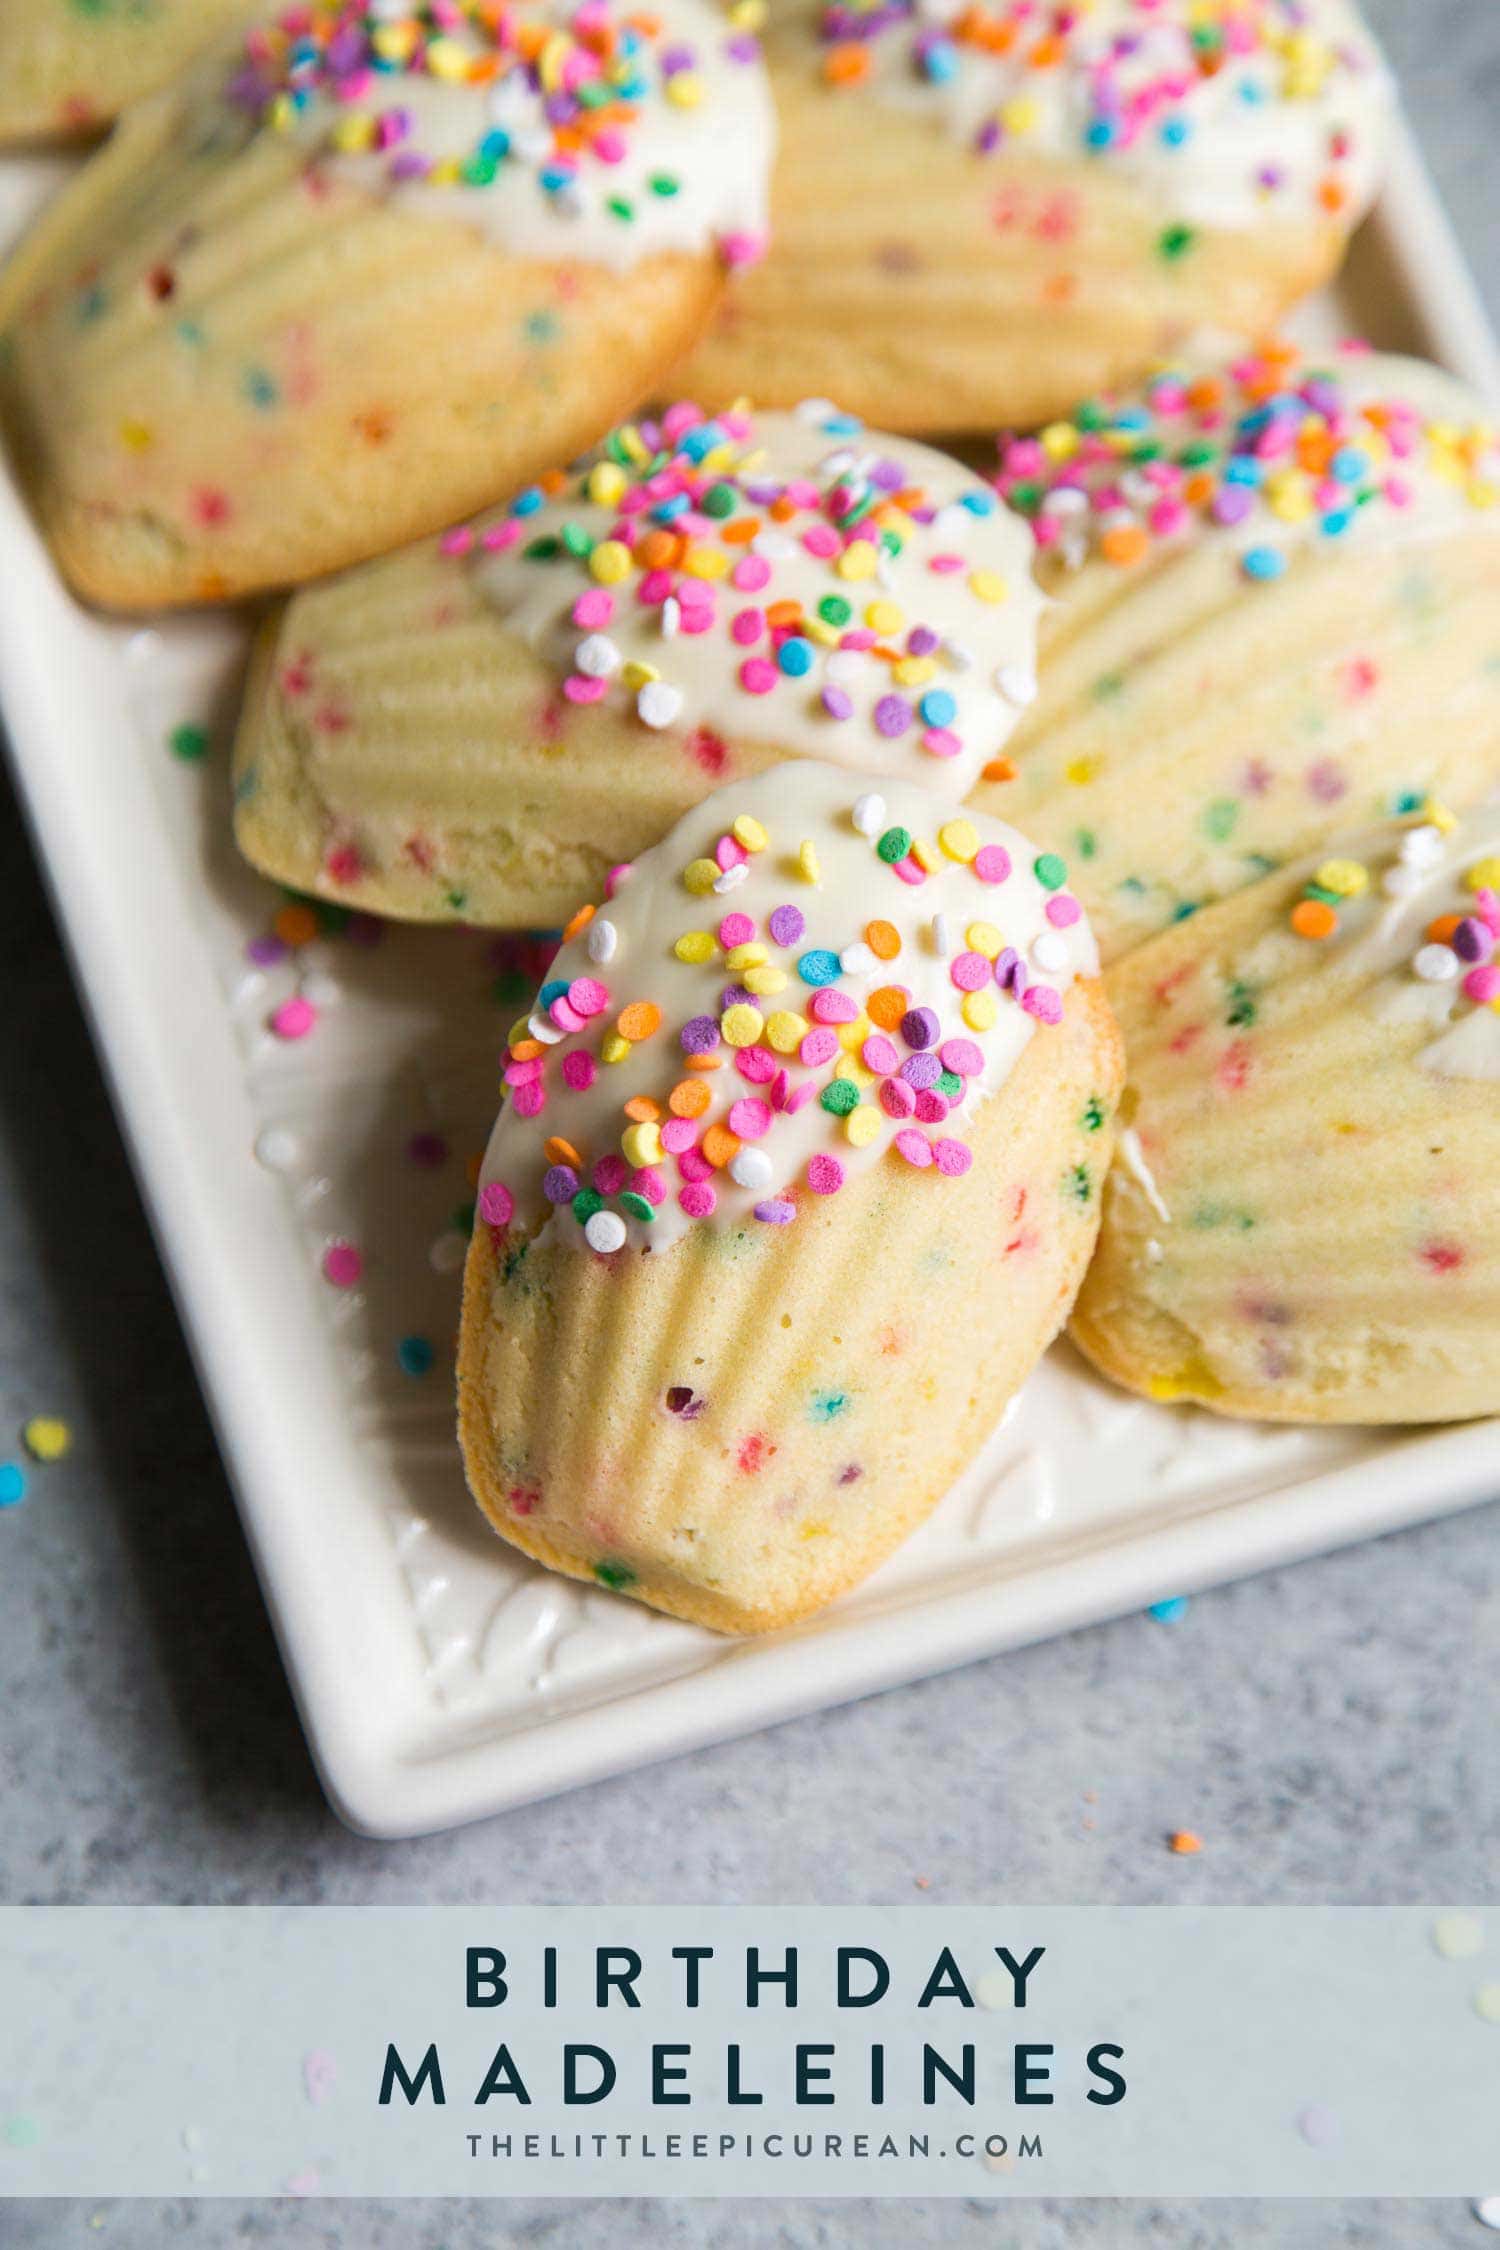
[1,122,1497,1839]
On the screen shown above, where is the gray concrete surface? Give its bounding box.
[1,3,1497,2244]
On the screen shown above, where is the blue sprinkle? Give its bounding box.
[1085,118,1116,149]
[0,1464,27,1509]
[511,486,545,517]
[539,978,570,1008]
[1241,545,1286,582]
[820,412,864,438]
[920,689,957,727]
[397,1336,434,1379]
[1149,1597,1190,1624]
[960,489,996,516]
[1321,508,1354,538]
[1330,446,1369,484]
[1159,115,1192,146]
[797,948,843,987]
[778,636,815,678]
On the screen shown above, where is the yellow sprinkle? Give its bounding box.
[744,964,787,997]
[1000,96,1037,133]
[910,837,940,875]
[601,1033,632,1065]
[682,544,729,581]
[1266,472,1314,524]
[837,1017,871,1054]
[428,157,462,186]
[119,420,153,453]
[1064,756,1101,787]
[23,1418,70,1464]
[1465,856,1500,891]
[724,942,768,972]
[798,1520,831,1541]
[674,930,717,964]
[620,659,659,691]
[622,1121,663,1169]
[836,541,879,582]
[721,1004,764,1048]
[968,570,1009,605]
[939,819,980,863]
[1425,799,1458,834]
[765,1010,808,1053]
[1469,479,1499,511]
[732,814,768,852]
[728,0,767,29]
[845,1108,882,1148]
[618,424,650,465]
[962,988,999,1032]
[865,600,904,635]
[426,33,470,79]
[665,70,703,107]
[683,858,720,896]
[1313,858,1369,899]
[372,22,417,61]
[797,840,821,883]
[590,540,632,585]
[966,921,1004,960]
[331,113,376,152]
[1040,422,1079,463]
[807,617,841,648]
[893,657,937,688]
[587,462,627,508]
[268,92,296,132]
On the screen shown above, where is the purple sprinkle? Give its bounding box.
[681,1014,720,1055]
[247,934,287,966]
[900,1051,941,1091]
[875,694,913,739]
[720,984,754,1011]
[994,947,1027,996]
[837,1463,864,1485]
[542,1165,579,1204]
[1453,917,1487,963]
[870,457,905,493]
[768,904,806,947]
[906,626,940,657]
[822,686,854,721]
[1211,486,1255,527]
[900,1005,940,1051]
[754,1199,798,1225]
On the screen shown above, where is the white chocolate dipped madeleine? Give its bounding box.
[972,340,1500,962]
[0,0,256,143]
[458,761,1122,1631]
[1072,799,1500,1423]
[0,0,773,606]
[233,399,1046,922]
[673,0,1392,432]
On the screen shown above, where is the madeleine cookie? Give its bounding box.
[673,0,1391,432]
[233,400,1045,923]
[0,2,255,144]
[1072,803,1500,1424]
[0,0,773,607]
[458,762,1122,1632]
[972,342,1500,962]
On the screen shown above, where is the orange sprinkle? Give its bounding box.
[865,919,902,961]
[1100,522,1150,567]
[769,496,798,522]
[765,599,803,629]
[721,517,760,546]
[1318,177,1348,215]
[1186,377,1223,411]
[684,1053,724,1073]
[701,1123,740,1170]
[669,1078,712,1119]
[638,528,681,570]
[273,903,320,949]
[623,1094,662,1124]
[1291,899,1338,940]
[538,466,568,495]
[562,902,596,943]
[1168,1831,1203,1856]
[982,757,1017,785]
[868,985,909,1032]
[823,41,870,84]
[617,1000,662,1043]
[543,1136,582,1168]
[1427,913,1463,945]
[510,1038,543,1062]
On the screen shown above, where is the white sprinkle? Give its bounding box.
[840,942,876,976]
[586,918,618,965]
[752,529,796,562]
[995,664,1037,707]
[943,637,976,673]
[932,503,971,543]
[1046,485,1088,518]
[1032,930,1069,972]
[714,863,750,895]
[1474,1983,1500,2024]
[1381,863,1423,899]
[729,1148,774,1191]
[660,597,681,640]
[527,1010,565,1045]
[585,1211,628,1255]
[254,1126,299,1171]
[638,681,684,730]
[1296,2105,1339,2151]
[299,971,340,1008]
[1432,1912,1484,1960]
[1400,823,1445,868]
[931,913,953,957]
[1413,943,1460,984]
[824,650,861,686]
[429,1230,468,1274]
[574,633,620,679]
[819,447,859,481]
[795,397,843,425]
[852,793,886,838]
[1474,2196,1500,2230]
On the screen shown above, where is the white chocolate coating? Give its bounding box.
[473,405,1046,801]
[479,762,1099,1253]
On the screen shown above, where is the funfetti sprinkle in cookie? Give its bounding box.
[0,0,254,144]
[971,340,1500,963]
[0,0,774,607]
[672,0,1392,432]
[232,400,1046,926]
[1072,798,1500,1426]
[458,760,1123,1633]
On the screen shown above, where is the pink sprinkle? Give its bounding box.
[928,553,965,574]
[562,1051,597,1090]
[1045,894,1082,928]
[573,589,615,628]
[511,1082,546,1119]
[974,844,1013,885]
[809,988,858,1024]
[735,1045,777,1084]
[270,996,316,1041]
[719,911,755,947]
[895,1129,933,1168]
[783,1080,819,1116]
[892,857,927,887]
[478,1182,514,1228]
[549,996,586,1034]
[923,728,963,760]
[731,608,764,647]
[638,568,674,605]
[661,1118,698,1156]
[939,1038,984,1077]
[914,1090,949,1124]
[863,1033,900,1075]
[800,1027,839,1068]
[564,674,607,705]
[806,1153,845,1196]
[880,1078,916,1120]
[732,555,771,592]
[504,1057,543,1086]
[802,524,840,558]
[1464,964,1500,1003]
[482,521,521,552]
[606,863,633,898]
[678,1148,713,1185]
[716,834,748,871]
[631,1166,666,1206]
[951,951,992,992]
[322,1241,363,1288]
[679,1182,717,1218]
[439,526,475,557]
[739,657,777,696]
[593,1153,628,1195]
[728,1098,773,1140]
[568,977,610,1017]
[1021,984,1063,1024]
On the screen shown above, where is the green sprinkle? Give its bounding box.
[561,522,593,557]
[1225,981,1258,1029]
[818,595,853,626]
[936,1070,962,1102]
[1202,798,1239,843]
[1065,1163,1093,1207]
[811,1391,850,1423]
[169,722,208,763]
[876,826,913,865]
[1034,852,1068,891]
[649,173,681,198]
[1074,829,1099,861]
[620,1192,656,1223]
[606,195,634,222]
[571,1189,605,1225]
[820,1080,860,1116]
[1159,223,1197,261]
[702,483,738,519]
[1081,1095,1108,1133]
[594,1560,636,1592]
